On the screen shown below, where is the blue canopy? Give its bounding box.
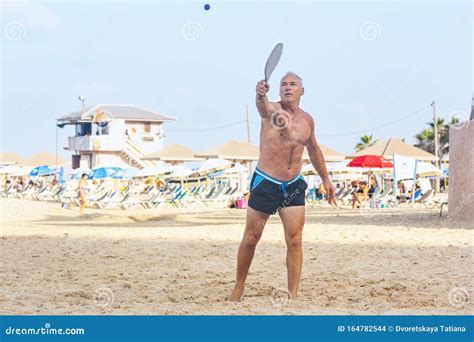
[88,167,121,179]
[111,168,139,180]
[71,168,92,180]
[29,165,56,177]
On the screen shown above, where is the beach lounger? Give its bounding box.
[407,189,433,208]
[339,188,356,206]
[439,201,448,217]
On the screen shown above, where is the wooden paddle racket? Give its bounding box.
[259,42,284,99]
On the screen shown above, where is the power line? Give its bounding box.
[166,104,431,135]
[249,104,431,137]
[318,104,431,137]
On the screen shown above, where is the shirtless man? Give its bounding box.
[229,72,336,302]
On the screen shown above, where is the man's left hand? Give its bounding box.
[324,181,337,207]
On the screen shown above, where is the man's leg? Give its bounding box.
[229,207,269,301]
[278,205,305,299]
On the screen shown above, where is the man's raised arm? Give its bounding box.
[255,80,275,118]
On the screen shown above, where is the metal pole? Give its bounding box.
[431,100,440,193]
[55,125,59,167]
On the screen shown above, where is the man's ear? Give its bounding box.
[301,87,305,96]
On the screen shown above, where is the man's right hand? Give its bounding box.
[256,80,269,98]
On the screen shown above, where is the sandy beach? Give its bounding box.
[0,198,472,315]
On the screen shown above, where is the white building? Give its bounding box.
[57,104,176,169]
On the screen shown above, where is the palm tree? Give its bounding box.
[414,117,459,159]
[414,128,434,154]
[354,134,377,152]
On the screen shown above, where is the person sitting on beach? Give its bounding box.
[408,185,422,201]
[318,182,327,200]
[5,175,11,189]
[397,182,408,201]
[367,176,378,198]
[78,173,89,215]
[351,181,368,208]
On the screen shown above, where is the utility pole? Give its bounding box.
[431,100,440,193]
[55,125,59,167]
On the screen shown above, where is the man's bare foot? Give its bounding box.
[228,287,244,302]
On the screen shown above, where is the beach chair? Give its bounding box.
[339,188,356,206]
[13,183,34,199]
[200,186,216,200]
[422,195,444,209]
[206,186,239,208]
[375,188,396,207]
[140,191,167,209]
[439,201,448,217]
[94,190,128,209]
[0,184,14,198]
[201,186,227,207]
[334,187,345,197]
[119,192,144,210]
[407,189,433,208]
[78,190,112,208]
[34,185,64,202]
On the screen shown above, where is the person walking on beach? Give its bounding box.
[78,173,89,214]
[229,72,336,302]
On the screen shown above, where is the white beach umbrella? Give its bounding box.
[0,165,33,175]
[197,158,232,175]
[301,163,315,175]
[301,162,363,176]
[168,165,193,179]
[415,162,443,177]
[0,165,22,175]
[224,163,247,175]
[328,161,363,174]
[136,164,172,178]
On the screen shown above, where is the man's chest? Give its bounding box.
[275,120,311,146]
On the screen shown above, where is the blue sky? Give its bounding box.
[1,0,472,159]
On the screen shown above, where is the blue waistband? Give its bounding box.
[254,167,303,185]
[254,167,304,197]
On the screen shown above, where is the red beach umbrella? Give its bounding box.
[347,155,393,168]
